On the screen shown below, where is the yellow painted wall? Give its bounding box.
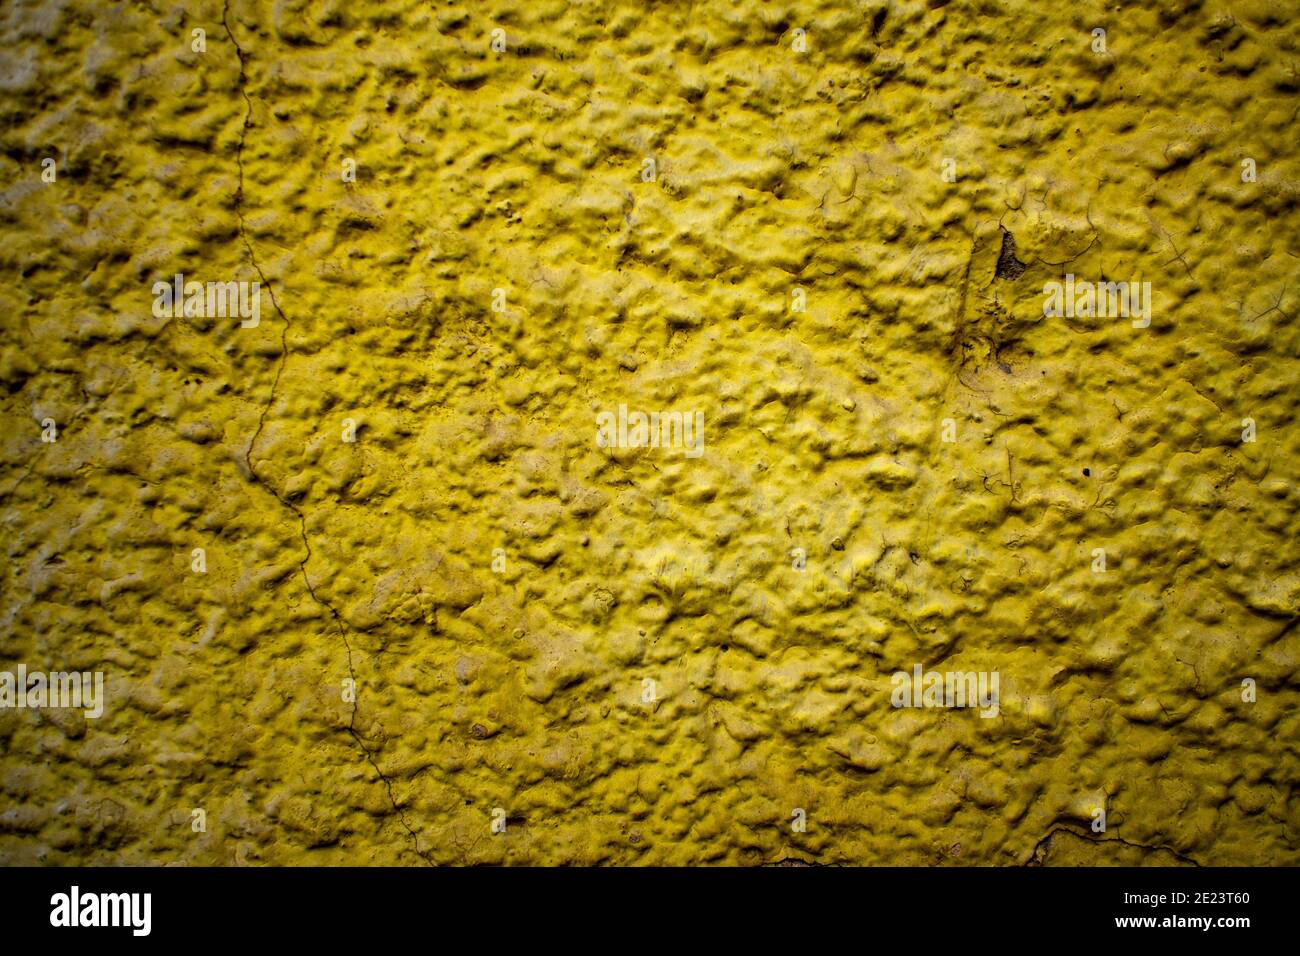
[1,0,1297,864]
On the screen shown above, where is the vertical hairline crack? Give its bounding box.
[221,0,432,865]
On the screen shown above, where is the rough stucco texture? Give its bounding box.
[1,0,1299,866]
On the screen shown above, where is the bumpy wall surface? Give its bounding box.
[1,0,1298,865]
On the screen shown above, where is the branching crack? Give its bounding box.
[1037,203,1100,267]
[221,0,431,865]
[1025,824,1201,867]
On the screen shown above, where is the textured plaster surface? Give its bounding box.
[1,0,1299,865]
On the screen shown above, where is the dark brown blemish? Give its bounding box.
[995,227,1027,280]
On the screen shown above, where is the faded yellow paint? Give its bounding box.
[1,0,1298,865]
